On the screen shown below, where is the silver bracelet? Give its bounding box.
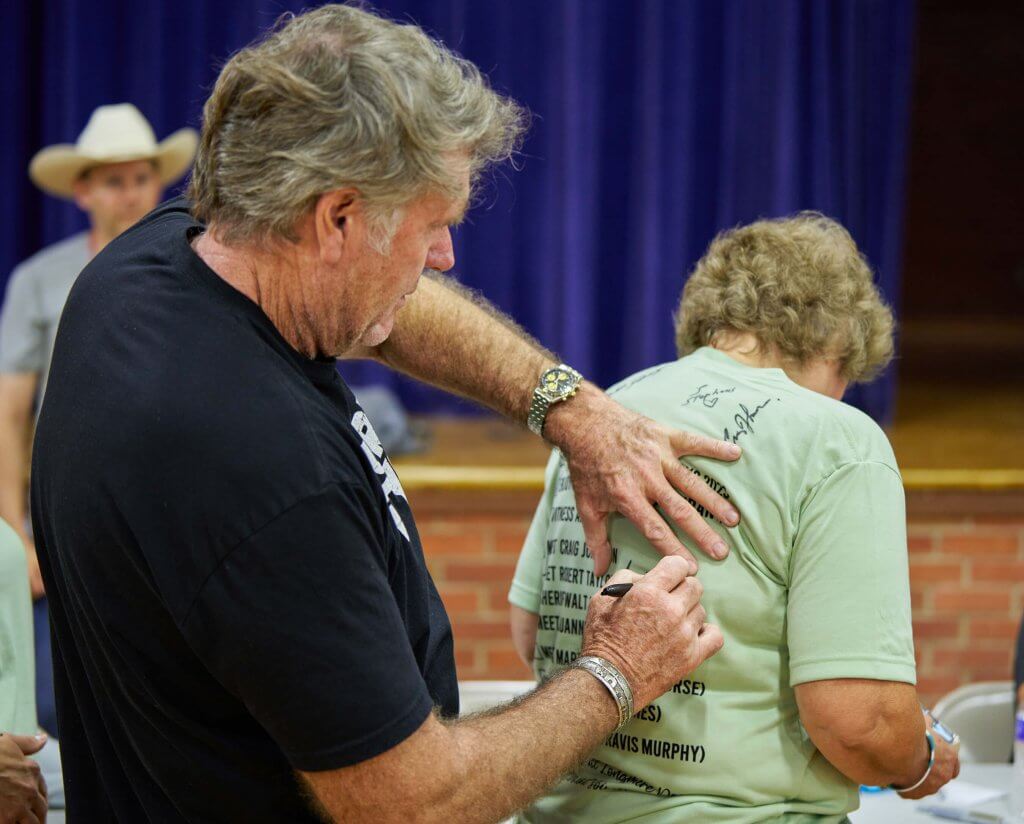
[890,731,936,793]
[572,655,634,731]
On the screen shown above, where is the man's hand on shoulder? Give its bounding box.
[544,383,741,575]
[339,277,742,574]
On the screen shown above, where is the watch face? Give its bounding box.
[540,367,579,401]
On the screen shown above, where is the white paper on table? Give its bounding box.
[935,780,1006,807]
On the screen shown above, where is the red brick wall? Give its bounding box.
[419,507,535,680]
[414,489,1024,705]
[909,517,1024,703]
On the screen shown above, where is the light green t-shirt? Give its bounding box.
[509,347,915,824]
[0,517,37,735]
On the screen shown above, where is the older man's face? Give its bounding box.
[74,159,162,240]
[317,169,468,355]
[356,186,466,348]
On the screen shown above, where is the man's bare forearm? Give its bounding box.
[346,272,744,566]
[355,274,556,423]
[443,668,616,820]
[304,669,618,824]
[305,564,721,823]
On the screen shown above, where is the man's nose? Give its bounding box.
[123,184,142,206]
[426,228,455,272]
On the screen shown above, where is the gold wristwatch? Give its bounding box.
[527,364,583,436]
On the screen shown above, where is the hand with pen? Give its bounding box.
[581,556,723,711]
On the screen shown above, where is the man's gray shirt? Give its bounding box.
[0,232,90,408]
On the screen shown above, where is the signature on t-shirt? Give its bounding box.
[722,398,774,444]
[682,383,736,408]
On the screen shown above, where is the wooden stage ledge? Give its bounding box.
[394,379,1024,516]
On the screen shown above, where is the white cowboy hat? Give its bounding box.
[29,103,198,199]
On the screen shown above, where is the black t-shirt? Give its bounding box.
[31,198,458,822]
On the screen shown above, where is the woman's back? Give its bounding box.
[510,347,915,823]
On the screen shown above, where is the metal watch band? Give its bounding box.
[527,389,549,436]
[527,364,582,437]
[572,655,635,732]
[890,731,936,793]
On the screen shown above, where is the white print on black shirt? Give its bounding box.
[350,410,410,541]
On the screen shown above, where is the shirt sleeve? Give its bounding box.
[0,266,44,374]
[181,482,435,772]
[508,450,562,613]
[787,461,916,686]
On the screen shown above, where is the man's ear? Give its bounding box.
[314,189,360,265]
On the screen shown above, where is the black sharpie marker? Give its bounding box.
[601,583,633,598]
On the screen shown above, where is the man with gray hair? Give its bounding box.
[31,5,738,822]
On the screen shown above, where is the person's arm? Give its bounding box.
[303,669,612,822]
[348,273,741,574]
[0,265,46,600]
[507,450,558,668]
[184,488,724,824]
[302,558,722,824]
[795,680,958,795]
[0,732,47,824]
[0,374,43,598]
[788,458,958,799]
[509,604,537,668]
[0,374,35,533]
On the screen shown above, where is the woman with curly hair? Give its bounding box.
[510,214,960,823]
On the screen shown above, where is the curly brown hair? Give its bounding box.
[674,213,894,383]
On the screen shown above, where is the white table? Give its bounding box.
[852,764,1017,823]
[44,765,1018,823]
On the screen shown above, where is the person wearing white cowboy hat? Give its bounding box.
[28,102,198,243]
[0,103,196,738]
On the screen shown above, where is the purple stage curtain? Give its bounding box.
[0,0,914,421]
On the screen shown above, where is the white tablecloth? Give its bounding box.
[44,763,1019,823]
[852,763,1016,823]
